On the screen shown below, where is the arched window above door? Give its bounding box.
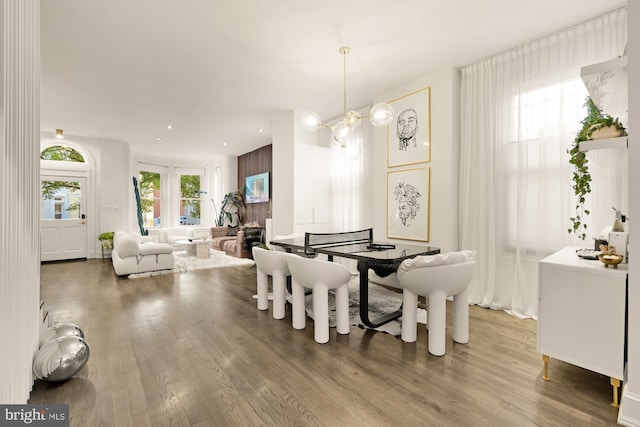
[40,145,85,163]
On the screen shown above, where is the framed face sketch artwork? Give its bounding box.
[387,167,430,242]
[387,87,431,168]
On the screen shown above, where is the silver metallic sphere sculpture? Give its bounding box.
[38,322,84,348]
[34,323,90,382]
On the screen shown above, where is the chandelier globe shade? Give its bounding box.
[369,103,394,127]
[332,120,354,146]
[300,46,394,145]
[301,111,322,132]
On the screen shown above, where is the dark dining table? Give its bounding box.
[269,237,440,328]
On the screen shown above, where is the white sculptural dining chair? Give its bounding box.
[286,254,351,344]
[252,246,290,320]
[397,251,477,356]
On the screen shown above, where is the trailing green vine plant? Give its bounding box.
[567,97,626,240]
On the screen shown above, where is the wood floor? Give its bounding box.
[31,258,621,426]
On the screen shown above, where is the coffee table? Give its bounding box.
[176,239,213,258]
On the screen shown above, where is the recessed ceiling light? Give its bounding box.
[156,137,162,141]
[167,125,172,130]
[259,129,263,133]
[223,142,227,147]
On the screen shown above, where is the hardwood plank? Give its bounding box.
[30,259,621,426]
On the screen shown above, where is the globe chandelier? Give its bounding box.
[300,47,394,150]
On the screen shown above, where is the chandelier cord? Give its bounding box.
[340,46,350,118]
[343,49,347,117]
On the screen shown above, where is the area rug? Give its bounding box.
[128,249,255,279]
[286,275,427,336]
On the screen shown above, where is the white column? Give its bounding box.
[619,3,640,425]
[0,0,42,403]
[271,111,295,237]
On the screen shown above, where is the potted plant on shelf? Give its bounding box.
[567,97,626,240]
[98,231,115,249]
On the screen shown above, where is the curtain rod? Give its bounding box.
[459,6,627,71]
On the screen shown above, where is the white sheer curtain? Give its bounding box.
[459,8,628,319]
[317,119,373,232]
[316,118,373,273]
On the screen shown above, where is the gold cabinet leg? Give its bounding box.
[611,377,621,408]
[542,355,550,381]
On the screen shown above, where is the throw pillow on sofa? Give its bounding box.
[226,225,239,236]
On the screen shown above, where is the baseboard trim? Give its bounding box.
[618,385,640,426]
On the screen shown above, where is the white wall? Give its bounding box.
[271,110,295,238]
[619,1,640,424]
[270,67,460,247]
[372,66,460,252]
[293,140,331,234]
[45,134,132,256]
[98,139,130,236]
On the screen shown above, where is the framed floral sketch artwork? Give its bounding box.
[387,87,431,168]
[387,167,430,242]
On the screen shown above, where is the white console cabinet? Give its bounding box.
[537,246,627,407]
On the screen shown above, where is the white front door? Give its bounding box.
[41,176,87,261]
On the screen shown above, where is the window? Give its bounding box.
[507,79,587,145]
[139,171,162,228]
[40,145,85,162]
[41,180,81,220]
[137,163,208,227]
[178,174,201,226]
[502,77,588,250]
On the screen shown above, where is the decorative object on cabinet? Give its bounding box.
[387,87,431,168]
[599,253,624,268]
[567,97,626,240]
[387,167,430,242]
[598,244,624,268]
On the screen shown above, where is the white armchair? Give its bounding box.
[111,231,174,276]
[397,250,477,356]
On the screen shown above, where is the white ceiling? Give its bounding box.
[40,0,627,160]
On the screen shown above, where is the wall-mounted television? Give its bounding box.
[245,172,269,204]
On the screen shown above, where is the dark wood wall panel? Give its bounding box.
[238,144,272,226]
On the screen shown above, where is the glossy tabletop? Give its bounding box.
[270,238,440,328]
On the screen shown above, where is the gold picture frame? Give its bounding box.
[386,167,430,242]
[386,87,431,168]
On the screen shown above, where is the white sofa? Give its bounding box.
[112,231,175,276]
[158,227,196,250]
